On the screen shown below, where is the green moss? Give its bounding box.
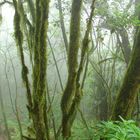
[111,28,140,120]
[14,11,23,47]
[31,0,50,140]
[13,0,33,122]
[61,0,83,138]
[61,0,96,138]
[61,0,83,114]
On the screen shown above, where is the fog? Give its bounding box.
[0,0,139,139]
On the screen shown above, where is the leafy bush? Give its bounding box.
[3,118,140,140]
[96,118,140,140]
[70,118,140,140]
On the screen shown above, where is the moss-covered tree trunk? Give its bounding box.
[61,0,95,138]
[61,0,83,138]
[111,15,140,120]
[12,0,50,139]
[13,0,32,115]
[32,0,50,140]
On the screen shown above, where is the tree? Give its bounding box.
[111,12,140,120]
[32,0,50,140]
[61,0,95,138]
[61,0,83,137]
[12,0,51,139]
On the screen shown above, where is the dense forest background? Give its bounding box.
[0,0,140,139]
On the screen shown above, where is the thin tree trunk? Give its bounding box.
[0,85,11,140]
[57,0,69,54]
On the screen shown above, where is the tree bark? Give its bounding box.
[61,0,95,138]
[117,28,131,65]
[61,0,83,138]
[111,19,140,120]
[32,0,50,140]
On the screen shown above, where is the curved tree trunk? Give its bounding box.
[61,0,95,138]
[61,0,83,138]
[111,14,140,120]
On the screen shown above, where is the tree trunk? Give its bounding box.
[61,0,95,138]
[32,0,50,140]
[117,28,131,65]
[111,18,140,120]
[61,0,83,138]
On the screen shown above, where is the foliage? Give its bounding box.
[66,118,140,140]
[1,0,140,139]
[2,119,140,140]
[97,118,140,140]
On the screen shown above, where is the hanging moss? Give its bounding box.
[13,0,32,113]
[17,0,35,68]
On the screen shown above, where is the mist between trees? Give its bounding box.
[0,0,140,140]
